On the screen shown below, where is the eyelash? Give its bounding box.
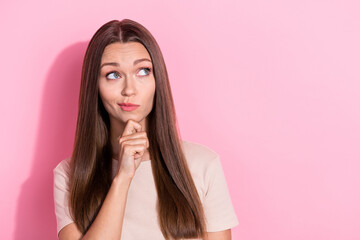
[105,67,151,79]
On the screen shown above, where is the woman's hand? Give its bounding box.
[116,119,149,179]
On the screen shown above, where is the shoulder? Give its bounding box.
[181,141,239,231]
[53,157,74,235]
[181,139,219,161]
[53,157,71,179]
[180,139,220,175]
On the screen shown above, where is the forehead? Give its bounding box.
[101,42,151,64]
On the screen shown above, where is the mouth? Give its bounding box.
[118,103,140,111]
[119,103,139,107]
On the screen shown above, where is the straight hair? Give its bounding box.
[68,19,206,239]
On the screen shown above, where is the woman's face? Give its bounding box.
[98,42,156,128]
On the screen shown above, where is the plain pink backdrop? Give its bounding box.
[1,0,359,239]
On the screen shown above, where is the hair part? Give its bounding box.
[69,19,206,239]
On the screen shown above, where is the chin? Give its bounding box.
[117,115,146,124]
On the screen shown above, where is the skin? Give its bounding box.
[98,42,155,164]
[59,42,231,239]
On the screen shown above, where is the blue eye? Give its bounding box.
[138,68,151,76]
[106,72,120,80]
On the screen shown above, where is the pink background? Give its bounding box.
[1,0,359,239]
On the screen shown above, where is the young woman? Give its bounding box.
[53,19,238,240]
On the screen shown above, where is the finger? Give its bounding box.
[120,139,149,149]
[117,132,146,143]
[122,143,147,158]
[120,138,149,149]
[134,152,143,159]
[119,132,148,144]
[122,119,142,137]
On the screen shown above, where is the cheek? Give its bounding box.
[98,81,106,100]
[99,82,115,104]
[141,82,155,111]
[146,82,156,102]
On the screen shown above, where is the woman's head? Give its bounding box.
[99,41,155,130]
[78,19,174,138]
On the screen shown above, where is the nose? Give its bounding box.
[121,74,136,97]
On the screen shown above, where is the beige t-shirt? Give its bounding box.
[53,140,238,239]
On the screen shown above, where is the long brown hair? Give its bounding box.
[69,19,206,239]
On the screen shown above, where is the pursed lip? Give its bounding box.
[118,103,140,107]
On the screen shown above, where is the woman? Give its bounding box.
[54,19,238,239]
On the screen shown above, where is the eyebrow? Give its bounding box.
[100,58,152,69]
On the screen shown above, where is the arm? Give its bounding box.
[59,175,132,240]
[58,120,148,240]
[204,229,232,240]
[200,156,238,239]
[82,175,131,239]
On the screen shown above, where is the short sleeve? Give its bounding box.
[53,158,74,236]
[203,156,239,232]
